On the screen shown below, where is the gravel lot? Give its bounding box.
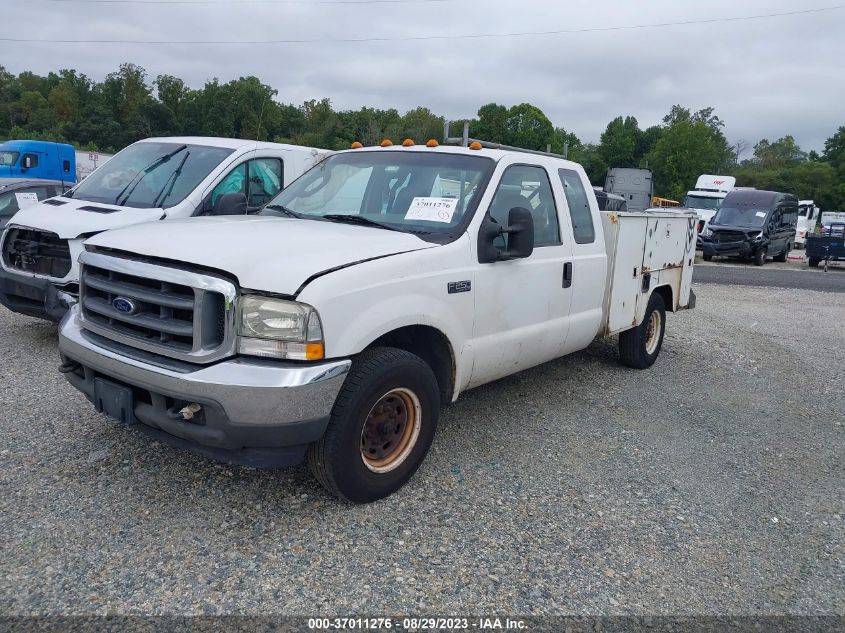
[0,283,843,616]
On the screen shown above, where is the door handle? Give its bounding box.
[562,262,573,288]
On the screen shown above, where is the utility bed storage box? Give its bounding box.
[600,210,697,335]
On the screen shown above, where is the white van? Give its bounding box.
[0,137,329,321]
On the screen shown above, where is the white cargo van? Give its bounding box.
[683,174,735,236]
[58,139,697,502]
[0,137,329,321]
[795,200,821,248]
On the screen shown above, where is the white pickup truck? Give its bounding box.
[57,140,697,502]
[0,137,328,321]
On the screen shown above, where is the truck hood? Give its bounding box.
[84,216,438,295]
[8,197,164,239]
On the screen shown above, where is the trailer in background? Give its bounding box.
[604,167,653,212]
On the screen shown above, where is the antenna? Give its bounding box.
[255,94,268,143]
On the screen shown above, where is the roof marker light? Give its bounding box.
[402,138,415,147]
[380,139,394,147]
[469,141,483,150]
[426,139,439,147]
[350,141,363,149]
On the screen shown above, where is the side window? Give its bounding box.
[558,168,595,244]
[210,158,284,210]
[489,165,559,247]
[211,163,246,207]
[63,160,71,173]
[247,158,283,208]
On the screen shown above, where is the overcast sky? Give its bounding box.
[3,0,844,155]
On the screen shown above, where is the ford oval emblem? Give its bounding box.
[112,297,137,315]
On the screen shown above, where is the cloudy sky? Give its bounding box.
[3,0,843,154]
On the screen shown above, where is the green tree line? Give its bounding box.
[2,63,843,209]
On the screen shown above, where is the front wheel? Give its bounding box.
[619,292,666,369]
[307,347,440,503]
[808,257,820,268]
[774,243,789,262]
[754,247,767,266]
[703,252,713,262]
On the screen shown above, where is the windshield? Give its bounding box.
[0,151,20,166]
[261,151,494,238]
[711,205,769,228]
[682,194,722,210]
[68,142,234,208]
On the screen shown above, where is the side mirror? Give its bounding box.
[22,155,35,169]
[211,192,247,216]
[477,206,534,263]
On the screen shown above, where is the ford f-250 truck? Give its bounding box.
[58,139,697,502]
[1,137,328,321]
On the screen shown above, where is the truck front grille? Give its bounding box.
[2,228,72,278]
[712,230,748,243]
[78,251,237,364]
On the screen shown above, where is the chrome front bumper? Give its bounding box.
[58,306,351,467]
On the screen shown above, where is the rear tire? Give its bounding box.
[307,347,440,503]
[754,247,767,266]
[619,292,666,369]
[808,257,820,268]
[703,253,713,262]
[774,243,789,262]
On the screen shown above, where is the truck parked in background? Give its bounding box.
[0,137,329,321]
[795,200,820,248]
[682,175,736,235]
[0,140,112,185]
[604,168,653,211]
[57,138,696,502]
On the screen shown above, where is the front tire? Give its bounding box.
[774,243,789,262]
[703,252,713,262]
[307,347,440,503]
[754,247,767,266]
[808,257,820,268]
[619,292,666,369]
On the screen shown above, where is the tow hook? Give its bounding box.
[166,402,203,422]
[58,360,82,374]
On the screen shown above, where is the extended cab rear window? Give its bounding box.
[559,169,595,244]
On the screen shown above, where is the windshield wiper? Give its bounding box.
[321,214,403,232]
[262,204,304,218]
[151,150,190,208]
[114,144,188,206]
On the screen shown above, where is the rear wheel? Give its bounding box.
[774,243,789,262]
[307,347,440,503]
[754,247,767,266]
[619,292,666,369]
[808,257,820,268]
[703,253,713,262]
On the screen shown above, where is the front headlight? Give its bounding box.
[751,232,764,241]
[237,296,324,360]
[701,226,713,237]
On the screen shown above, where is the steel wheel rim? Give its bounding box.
[360,388,422,473]
[645,310,662,355]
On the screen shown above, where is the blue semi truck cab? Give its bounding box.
[0,140,78,184]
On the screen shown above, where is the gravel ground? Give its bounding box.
[0,283,843,617]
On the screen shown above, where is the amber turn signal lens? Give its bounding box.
[305,342,325,361]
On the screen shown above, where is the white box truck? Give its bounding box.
[57,138,697,502]
[0,137,329,321]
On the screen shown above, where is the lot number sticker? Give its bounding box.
[755,211,767,218]
[14,192,39,209]
[405,197,458,223]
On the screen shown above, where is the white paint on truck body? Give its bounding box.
[78,145,695,401]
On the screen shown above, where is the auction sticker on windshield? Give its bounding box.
[14,192,39,209]
[406,197,458,223]
[756,211,767,218]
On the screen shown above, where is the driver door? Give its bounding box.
[469,161,574,388]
